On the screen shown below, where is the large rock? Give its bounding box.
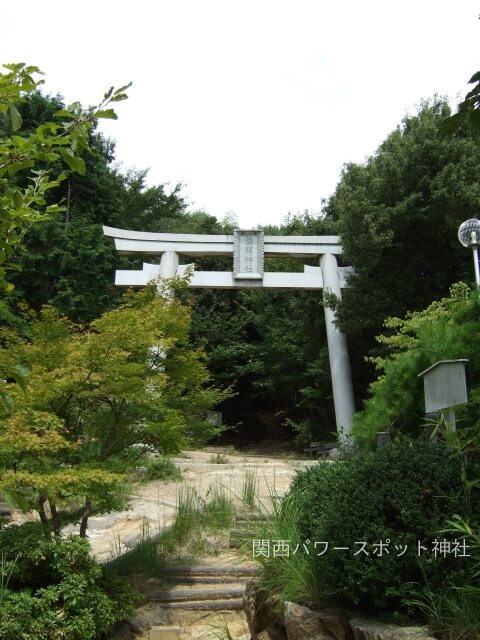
[319,608,352,640]
[110,622,133,640]
[262,596,287,640]
[243,579,263,639]
[284,602,352,640]
[349,617,436,640]
[124,603,170,634]
[243,580,286,640]
[284,602,351,640]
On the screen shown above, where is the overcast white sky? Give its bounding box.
[1,1,479,228]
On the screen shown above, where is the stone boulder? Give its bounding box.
[349,617,436,640]
[284,602,351,640]
[243,579,286,640]
[243,579,263,639]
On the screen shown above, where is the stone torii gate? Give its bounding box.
[103,226,356,440]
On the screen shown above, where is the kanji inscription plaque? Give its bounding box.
[233,230,264,280]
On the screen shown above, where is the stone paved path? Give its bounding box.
[66,448,315,564]
[64,448,316,639]
[95,449,314,640]
[10,447,316,639]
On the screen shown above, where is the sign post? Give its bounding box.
[418,359,469,431]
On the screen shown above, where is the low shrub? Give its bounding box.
[0,523,135,640]
[143,456,182,482]
[287,439,480,614]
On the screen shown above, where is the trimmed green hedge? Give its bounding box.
[288,439,479,612]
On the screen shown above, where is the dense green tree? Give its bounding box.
[5,91,189,321]
[353,282,480,444]
[324,99,480,396]
[113,169,187,232]
[0,63,129,292]
[10,218,119,322]
[441,70,480,136]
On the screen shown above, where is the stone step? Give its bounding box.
[156,598,244,610]
[229,528,255,547]
[162,564,260,577]
[168,575,247,585]
[150,626,181,640]
[151,585,245,603]
[230,528,254,536]
[236,512,266,522]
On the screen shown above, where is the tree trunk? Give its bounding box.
[79,498,91,538]
[50,502,61,537]
[38,496,51,539]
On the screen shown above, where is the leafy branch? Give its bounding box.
[0,62,131,292]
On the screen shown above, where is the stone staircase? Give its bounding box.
[151,564,261,611]
[119,563,259,638]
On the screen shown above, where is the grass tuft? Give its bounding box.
[412,583,480,640]
[107,519,166,577]
[109,481,235,576]
[204,482,235,531]
[206,615,238,640]
[242,469,258,511]
[209,453,229,464]
[241,485,320,609]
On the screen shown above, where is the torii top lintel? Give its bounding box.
[102,226,343,258]
[103,226,351,291]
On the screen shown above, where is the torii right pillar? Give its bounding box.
[320,253,356,444]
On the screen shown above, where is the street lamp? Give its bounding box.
[458,218,480,287]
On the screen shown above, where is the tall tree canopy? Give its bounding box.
[4,90,189,322]
[324,99,480,396]
[0,63,129,293]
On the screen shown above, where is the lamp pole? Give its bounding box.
[473,242,480,288]
[458,219,480,288]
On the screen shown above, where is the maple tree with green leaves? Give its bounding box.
[0,286,228,536]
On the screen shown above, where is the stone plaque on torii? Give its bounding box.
[103,226,356,440]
